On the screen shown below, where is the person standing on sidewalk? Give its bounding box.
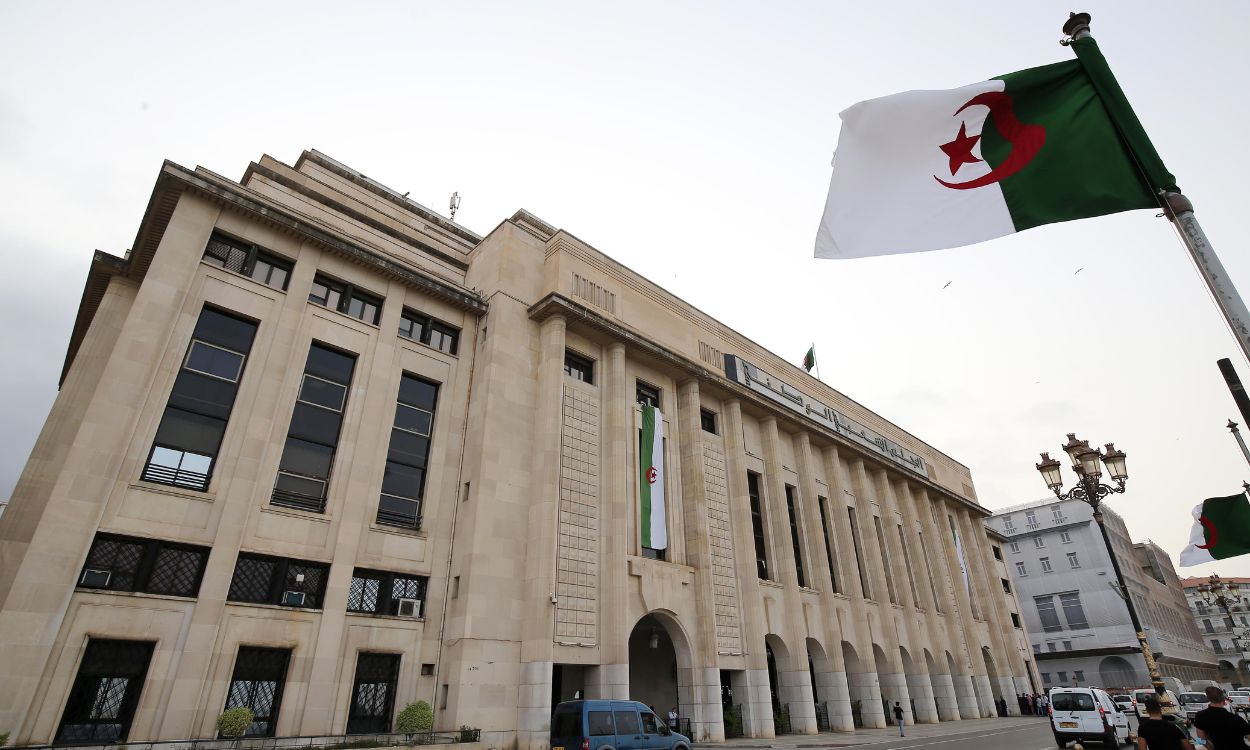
[1194,687,1250,750]
[1136,697,1193,750]
[893,702,905,736]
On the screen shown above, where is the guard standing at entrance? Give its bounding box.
[667,707,678,731]
[893,702,905,736]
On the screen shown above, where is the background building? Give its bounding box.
[0,150,1037,748]
[1181,577,1250,687]
[990,498,1216,692]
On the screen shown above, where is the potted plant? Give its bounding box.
[395,701,434,744]
[217,707,255,745]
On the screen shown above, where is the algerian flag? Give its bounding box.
[1180,493,1250,566]
[640,405,667,550]
[815,53,1162,260]
[953,526,971,596]
[803,346,816,372]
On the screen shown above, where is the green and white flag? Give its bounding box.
[640,405,667,550]
[1180,493,1250,567]
[814,52,1162,259]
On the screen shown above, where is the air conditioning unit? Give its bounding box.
[281,590,307,607]
[396,598,422,618]
[80,569,112,588]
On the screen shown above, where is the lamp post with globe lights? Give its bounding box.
[1035,434,1168,697]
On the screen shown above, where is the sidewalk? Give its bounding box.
[698,716,1050,747]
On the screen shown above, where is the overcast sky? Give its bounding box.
[3,1,1250,579]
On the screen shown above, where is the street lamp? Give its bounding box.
[1035,434,1168,696]
[1198,575,1250,652]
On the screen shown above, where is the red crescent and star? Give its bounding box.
[934,91,1046,190]
[1197,515,1218,549]
[646,467,658,484]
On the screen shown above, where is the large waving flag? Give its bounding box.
[1180,493,1250,567]
[814,54,1165,260]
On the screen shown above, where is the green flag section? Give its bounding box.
[639,405,667,550]
[815,58,1161,259]
[803,346,816,372]
[1180,493,1250,567]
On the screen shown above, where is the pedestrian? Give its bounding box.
[667,707,678,731]
[1027,693,1036,715]
[1136,697,1193,750]
[1018,693,1028,715]
[1194,687,1250,750]
[893,701,905,736]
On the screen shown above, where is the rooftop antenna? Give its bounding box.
[449,191,461,221]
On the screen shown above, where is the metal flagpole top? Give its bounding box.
[1061,12,1092,40]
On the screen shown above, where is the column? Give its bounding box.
[598,343,630,699]
[675,379,724,742]
[518,315,566,750]
[956,507,1016,716]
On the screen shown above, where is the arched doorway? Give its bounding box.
[925,648,958,721]
[1217,659,1238,687]
[873,643,908,725]
[629,613,683,718]
[1099,655,1142,691]
[901,646,937,723]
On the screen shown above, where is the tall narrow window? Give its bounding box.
[848,507,870,599]
[309,274,382,325]
[346,653,401,734]
[377,374,439,530]
[1035,595,1063,632]
[223,647,291,737]
[919,531,941,612]
[785,486,807,588]
[1067,552,1080,568]
[1059,592,1089,629]
[818,497,840,593]
[1040,556,1053,573]
[202,231,292,291]
[142,307,257,491]
[272,344,356,513]
[898,524,920,607]
[873,516,897,604]
[748,472,769,580]
[56,639,155,744]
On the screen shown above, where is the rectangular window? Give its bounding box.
[1074,670,1084,682]
[272,344,356,513]
[919,531,941,612]
[346,653,401,734]
[848,507,870,599]
[309,273,382,325]
[1059,592,1089,629]
[202,231,292,291]
[1214,640,1224,654]
[1001,578,1012,594]
[1052,506,1066,523]
[1060,531,1071,544]
[223,647,291,737]
[1040,672,1051,684]
[1057,670,1068,684]
[1047,642,1057,652]
[1063,641,1073,651]
[1008,541,1020,553]
[1015,561,1027,576]
[700,408,718,435]
[748,472,769,580]
[398,308,461,355]
[377,374,439,530]
[1035,595,1063,632]
[785,486,807,588]
[1040,556,1053,573]
[898,524,920,607]
[818,497,839,593]
[992,545,1002,560]
[78,534,209,598]
[142,307,257,491]
[1002,515,1015,532]
[563,350,594,383]
[347,568,429,617]
[1011,612,1022,628]
[874,516,897,604]
[55,639,155,744]
[1025,510,1039,529]
[227,553,329,609]
[1204,619,1214,633]
[1034,536,1046,548]
[1066,552,1080,568]
[636,381,661,408]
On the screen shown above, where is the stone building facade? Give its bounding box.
[0,150,1035,748]
[1180,576,1250,687]
[990,498,1215,691]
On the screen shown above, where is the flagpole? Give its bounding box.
[812,343,821,380]
[1063,13,1250,366]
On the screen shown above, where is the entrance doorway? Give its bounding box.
[629,614,679,716]
[552,664,587,710]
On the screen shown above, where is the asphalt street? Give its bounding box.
[853,720,1060,750]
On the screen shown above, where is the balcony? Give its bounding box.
[271,488,327,513]
[141,462,209,492]
[1027,522,1042,530]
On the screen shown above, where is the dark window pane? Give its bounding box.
[147,546,206,597]
[428,323,458,354]
[387,430,429,468]
[287,403,344,445]
[394,405,432,436]
[273,473,327,509]
[82,538,145,592]
[588,711,615,736]
[347,654,400,734]
[636,382,660,408]
[185,342,245,382]
[228,557,277,603]
[398,376,438,410]
[309,281,332,306]
[224,647,291,737]
[348,573,383,613]
[298,375,347,411]
[56,640,154,744]
[305,345,356,384]
[399,312,427,341]
[614,711,641,735]
[391,575,424,602]
[153,407,225,457]
[377,494,420,528]
[286,563,327,608]
[194,308,258,354]
[277,438,334,479]
[167,371,238,419]
[381,463,424,500]
[564,351,594,384]
[204,235,249,273]
[700,409,717,434]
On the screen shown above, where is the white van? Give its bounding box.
[1132,688,1181,719]
[1050,686,1131,747]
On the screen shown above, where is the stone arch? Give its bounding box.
[1099,655,1142,691]
[873,643,909,724]
[946,650,978,719]
[764,633,790,713]
[841,641,884,729]
[900,646,938,723]
[629,611,695,727]
[1218,659,1238,687]
[806,637,851,732]
[925,648,959,721]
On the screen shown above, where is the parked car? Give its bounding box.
[1111,694,1136,714]
[1178,692,1208,722]
[1132,688,1181,719]
[1050,686,1131,747]
[551,700,692,750]
[1229,689,1250,715]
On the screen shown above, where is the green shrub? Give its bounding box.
[0,732,9,747]
[396,701,434,735]
[458,725,478,742]
[217,707,255,739]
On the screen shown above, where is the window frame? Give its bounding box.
[347,568,430,618]
[77,533,209,598]
[346,653,401,735]
[748,472,769,580]
[398,307,461,355]
[376,373,440,531]
[223,646,291,738]
[785,485,807,589]
[308,273,383,326]
[700,408,718,435]
[226,553,330,609]
[635,381,661,409]
[55,638,156,745]
[563,350,595,384]
[202,231,293,292]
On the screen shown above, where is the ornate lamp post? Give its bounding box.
[1036,435,1167,696]
[1198,575,1250,654]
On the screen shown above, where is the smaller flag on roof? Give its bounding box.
[803,346,816,373]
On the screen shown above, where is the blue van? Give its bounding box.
[551,700,692,750]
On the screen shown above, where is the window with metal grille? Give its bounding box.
[347,568,429,617]
[398,308,460,355]
[818,497,839,593]
[227,553,329,609]
[272,344,356,513]
[346,653,400,734]
[785,486,807,588]
[563,350,594,384]
[78,534,209,597]
[635,381,660,408]
[223,647,291,737]
[700,409,717,435]
[309,274,382,325]
[142,307,257,491]
[202,232,292,291]
[747,472,769,580]
[377,374,439,530]
[55,639,155,744]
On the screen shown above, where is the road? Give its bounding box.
[843,719,1092,750]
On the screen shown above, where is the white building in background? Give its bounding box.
[1181,577,1250,688]
[989,497,1216,691]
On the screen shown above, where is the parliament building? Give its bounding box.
[0,150,1038,748]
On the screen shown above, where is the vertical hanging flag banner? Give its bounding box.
[953,526,971,596]
[640,405,667,550]
[1180,493,1250,566]
[803,346,817,373]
